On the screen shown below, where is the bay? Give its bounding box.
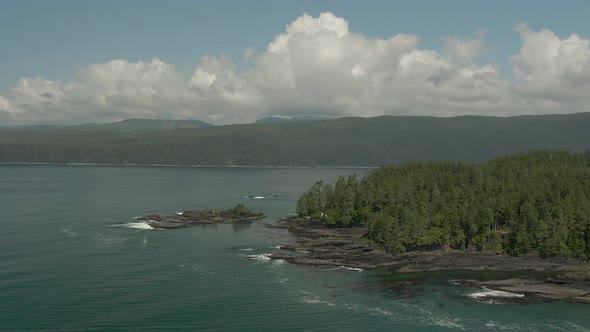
[0,165,588,331]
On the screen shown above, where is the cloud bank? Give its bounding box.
[1,13,590,125]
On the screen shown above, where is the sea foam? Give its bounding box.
[468,288,524,299]
[125,222,154,230]
[245,253,272,261]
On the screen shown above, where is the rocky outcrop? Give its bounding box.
[267,216,590,304]
[137,209,265,229]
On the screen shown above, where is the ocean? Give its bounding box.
[0,165,588,331]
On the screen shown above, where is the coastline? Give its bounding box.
[0,161,378,169]
[267,217,590,304]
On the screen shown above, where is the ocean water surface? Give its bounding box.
[0,165,589,331]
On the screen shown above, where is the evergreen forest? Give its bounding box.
[2,113,590,166]
[296,150,590,258]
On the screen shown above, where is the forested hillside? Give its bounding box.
[1,113,590,166]
[296,151,590,258]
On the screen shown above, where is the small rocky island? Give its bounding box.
[137,204,265,229]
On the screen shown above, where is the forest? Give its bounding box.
[296,150,590,258]
[2,113,590,166]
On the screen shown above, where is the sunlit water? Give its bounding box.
[0,166,588,331]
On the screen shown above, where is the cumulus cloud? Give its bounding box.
[512,23,590,105]
[0,12,589,125]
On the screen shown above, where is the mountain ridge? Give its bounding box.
[1,112,589,167]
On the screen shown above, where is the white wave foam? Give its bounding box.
[430,317,464,329]
[339,266,364,272]
[245,196,266,199]
[484,321,523,330]
[271,245,283,249]
[299,290,335,306]
[448,279,462,286]
[302,298,335,306]
[272,259,285,265]
[368,307,395,317]
[126,222,154,230]
[322,265,364,272]
[176,212,183,215]
[245,253,272,261]
[469,288,524,299]
[238,248,254,251]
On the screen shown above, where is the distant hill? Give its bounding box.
[254,116,326,125]
[73,119,213,131]
[1,113,590,166]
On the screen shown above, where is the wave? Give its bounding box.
[237,248,254,251]
[468,288,524,299]
[245,253,272,261]
[339,266,364,272]
[298,290,335,307]
[272,259,285,265]
[275,278,289,284]
[320,265,364,272]
[125,222,154,230]
[244,195,280,199]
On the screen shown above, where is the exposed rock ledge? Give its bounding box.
[267,216,590,304]
[137,209,265,229]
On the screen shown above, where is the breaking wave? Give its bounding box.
[245,253,272,261]
[468,288,524,299]
[125,222,154,230]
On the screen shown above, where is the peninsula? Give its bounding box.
[269,150,590,304]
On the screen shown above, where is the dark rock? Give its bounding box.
[137,209,265,229]
[265,215,590,305]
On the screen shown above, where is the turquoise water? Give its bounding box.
[0,165,589,331]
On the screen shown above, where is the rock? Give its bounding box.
[266,215,590,305]
[137,209,265,229]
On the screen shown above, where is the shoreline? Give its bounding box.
[267,217,590,304]
[0,162,377,169]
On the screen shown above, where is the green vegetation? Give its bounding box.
[296,151,590,258]
[232,203,252,216]
[1,113,590,166]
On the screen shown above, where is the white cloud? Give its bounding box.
[512,23,590,104]
[0,13,589,125]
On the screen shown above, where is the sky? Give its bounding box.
[1,0,590,125]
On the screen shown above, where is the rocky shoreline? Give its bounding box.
[267,217,590,304]
[137,208,265,229]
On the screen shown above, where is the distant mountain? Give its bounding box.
[73,119,213,131]
[254,116,326,124]
[1,113,590,166]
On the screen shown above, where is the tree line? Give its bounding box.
[296,150,590,258]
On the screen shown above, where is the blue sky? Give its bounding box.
[1,0,590,124]
[2,0,588,88]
